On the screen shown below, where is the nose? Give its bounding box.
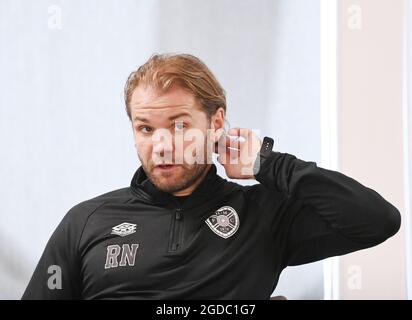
[152,129,174,160]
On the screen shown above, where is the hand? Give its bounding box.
[215,128,262,179]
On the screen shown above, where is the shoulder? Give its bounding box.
[239,181,285,204]
[63,187,133,226]
[43,188,133,253]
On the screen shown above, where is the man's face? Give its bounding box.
[130,83,221,194]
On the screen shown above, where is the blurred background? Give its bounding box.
[0,0,410,299]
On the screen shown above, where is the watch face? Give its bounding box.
[261,137,274,154]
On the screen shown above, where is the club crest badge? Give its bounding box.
[205,206,240,239]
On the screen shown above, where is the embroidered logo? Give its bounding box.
[111,222,137,237]
[205,206,240,239]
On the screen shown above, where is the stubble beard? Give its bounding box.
[139,140,212,194]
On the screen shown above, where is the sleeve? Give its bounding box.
[253,151,401,267]
[21,205,87,300]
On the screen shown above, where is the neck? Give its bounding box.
[172,164,212,196]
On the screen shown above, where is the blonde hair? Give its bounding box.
[124,53,226,120]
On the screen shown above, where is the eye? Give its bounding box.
[174,122,186,131]
[137,126,153,134]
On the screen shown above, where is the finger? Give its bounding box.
[228,147,239,159]
[217,145,239,164]
[225,134,247,150]
[227,127,250,139]
[215,132,240,151]
[225,135,241,150]
[217,132,247,156]
[216,138,229,154]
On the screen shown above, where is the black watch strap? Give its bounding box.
[253,136,274,176]
[260,136,274,157]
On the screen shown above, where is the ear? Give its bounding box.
[210,107,225,143]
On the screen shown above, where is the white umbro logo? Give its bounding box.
[111,222,137,237]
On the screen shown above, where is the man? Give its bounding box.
[22,53,401,299]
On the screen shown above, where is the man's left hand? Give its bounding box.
[215,127,262,179]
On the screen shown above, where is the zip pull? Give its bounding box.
[168,208,183,252]
[175,208,182,220]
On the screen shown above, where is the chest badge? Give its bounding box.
[111,222,137,237]
[205,206,240,239]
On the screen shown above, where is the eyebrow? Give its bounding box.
[133,112,192,123]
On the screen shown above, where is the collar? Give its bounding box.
[130,164,227,208]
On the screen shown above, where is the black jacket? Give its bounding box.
[22,151,401,299]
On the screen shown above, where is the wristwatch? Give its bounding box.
[253,136,274,176]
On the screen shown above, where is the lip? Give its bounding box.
[154,164,178,172]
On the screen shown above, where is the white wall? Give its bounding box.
[0,0,323,299]
[407,0,412,300]
[337,0,407,299]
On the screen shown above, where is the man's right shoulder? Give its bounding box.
[63,187,133,224]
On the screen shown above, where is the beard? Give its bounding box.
[138,132,213,194]
[142,161,209,194]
